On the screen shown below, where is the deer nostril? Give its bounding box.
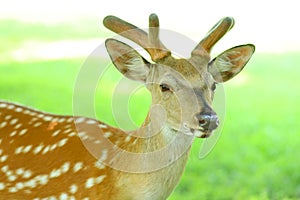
[196,112,219,131]
[199,119,207,126]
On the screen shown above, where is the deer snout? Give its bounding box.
[195,112,219,131]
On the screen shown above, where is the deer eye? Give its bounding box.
[160,83,172,92]
[212,83,217,91]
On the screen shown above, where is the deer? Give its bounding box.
[0,14,254,199]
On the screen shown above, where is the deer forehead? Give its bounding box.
[156,57,213,87]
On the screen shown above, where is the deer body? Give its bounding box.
[0,101,191,199]
[0,14,254,199]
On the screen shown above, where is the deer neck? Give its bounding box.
[127,105,194,154]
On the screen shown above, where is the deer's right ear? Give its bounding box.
[105,39,150,82]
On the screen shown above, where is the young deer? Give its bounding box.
[0,14,254,199]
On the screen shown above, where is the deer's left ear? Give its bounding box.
[208,44,255,82]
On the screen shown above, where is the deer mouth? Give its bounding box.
[191,128,212,138]
[182,123,213,138]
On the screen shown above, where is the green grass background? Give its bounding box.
[1,19,300,199]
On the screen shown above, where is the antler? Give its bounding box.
[103,14,171,62]
[192,17,235,57]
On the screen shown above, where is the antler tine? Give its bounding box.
[103,15,149,48]
[149,14,159,45]
[103,14,171,62]
[148,14,171,61]
[192,17,235,57]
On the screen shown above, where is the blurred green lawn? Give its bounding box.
[1,19,300,199]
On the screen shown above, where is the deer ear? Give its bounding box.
[105,39,150,82]
[208,44,255,82]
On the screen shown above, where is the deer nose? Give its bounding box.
[196,112,219,131]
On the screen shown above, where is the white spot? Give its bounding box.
[58,118,66,123]
[99,149,108,162]
[23,109,31,115]
[94,161,105,170]
[95,175,106,184]
[4,115,12,120]
[125,135,131,142]
[0,103,7,108]
[50,169,62,178]
[63,128,72,134]
[86,119,97,124]
[6,170,13,176]
[23,170,33,179]
[104,132,112,138]
[64,124,72,129]
[61,162,70,173]
[98,124,107,128]
[24,179,37,188]
[23,145,32,153]
[78,132,88,140]
[7,104,15,109]
[0,155,8,162]
[73,162,83,173]
[15,107,23,112]
[132,139,138,145]
[75,117,85,123]
[85,175,106,189]
[16,168,25,175]
[43,116,53,121]
[33,122,42,127]
[15,182,24,190]
[19,129,28,136]
[85,178,94,189]
[0,182,5,190]
[8,175,17,182]
[14,123,23,129]
[66,118,74,123]
[48,196,57,200]
[0,121,7,128]
[42,145,50,154]
[10,130,17,137]
[37,114,45,118]
[29,111,37,116]
[33,144,44,154]
[8,187,17,193]
[1,165,9,173]
[94,140,101,144]
[82,135,90,140]
[52,117,59,121]
[57,138,68,147]
[68,132,76,137]
[32,117,39,121]
[69,184,78,194]
[16,146,24,154]
[59,193,68,200]
[52,130,61,137]
[49,143,58,151]
[36,175,49,185]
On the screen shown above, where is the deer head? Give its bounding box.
[104,14,255,138]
